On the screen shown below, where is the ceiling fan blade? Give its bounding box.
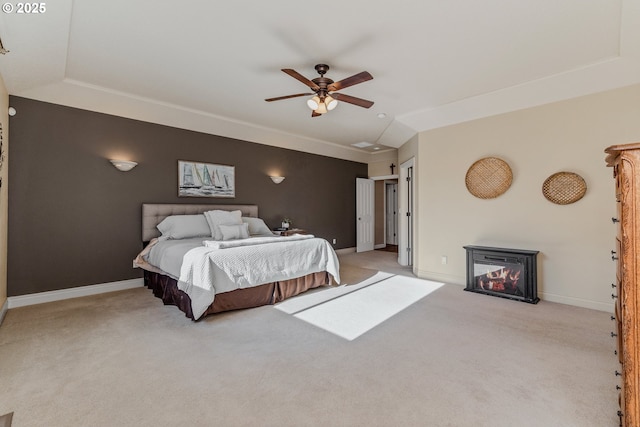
[265,93,314,102]
[311,110,322,117]
[327,71,373,92]
[282,69,320,91]
[331,93,374,109]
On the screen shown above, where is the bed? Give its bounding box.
[134,203,340,320]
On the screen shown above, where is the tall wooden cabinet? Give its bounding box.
[605,143,640,427]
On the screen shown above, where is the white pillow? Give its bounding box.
[204,210,243,240]
[219,223,250,240]
[242,217,274,236]
[156,214,211,240]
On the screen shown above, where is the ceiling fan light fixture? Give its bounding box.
[315,102,328,114]
[307,95,320,110]
[325,95,338,111]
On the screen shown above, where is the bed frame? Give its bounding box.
[140,203,330,320]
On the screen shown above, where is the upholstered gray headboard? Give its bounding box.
[142,203,258,242]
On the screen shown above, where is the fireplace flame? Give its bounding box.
[479,267,521,293]
[509,270,521,282]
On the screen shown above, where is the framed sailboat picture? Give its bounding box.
[178,160,235,198]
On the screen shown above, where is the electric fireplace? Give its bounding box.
[463,245,539,304]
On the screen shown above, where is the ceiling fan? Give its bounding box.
[265,64,374,117]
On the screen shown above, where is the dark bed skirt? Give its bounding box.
[143,270,330,320]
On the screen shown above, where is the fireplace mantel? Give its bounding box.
[463,245,540,304]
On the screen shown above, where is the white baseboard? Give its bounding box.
[414,269,465,286]
[374,243,386,249]
[539,291,614,313]
[413,269,613,312]
[7,278,144,309]
[0,298,8,325]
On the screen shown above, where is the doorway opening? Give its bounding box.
[368,177,399,253]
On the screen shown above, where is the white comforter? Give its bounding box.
[177,235,340,319]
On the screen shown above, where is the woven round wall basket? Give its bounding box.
[465,157,513,199]
[542,171,587,205]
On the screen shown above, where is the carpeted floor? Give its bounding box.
[0,251,619,426]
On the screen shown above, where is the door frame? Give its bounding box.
[385,181,398,245]
[398,158,415,266]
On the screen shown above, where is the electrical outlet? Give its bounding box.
[332,238,337,244]
[441,256,447,265]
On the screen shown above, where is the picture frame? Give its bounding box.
[178,160,235,198]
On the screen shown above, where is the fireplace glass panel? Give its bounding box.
[474,262,525,297]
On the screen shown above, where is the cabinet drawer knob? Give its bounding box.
[611,332,618,337]
[615,370,622,376]
[611,283,617,288]
[612,217,620,223]
[611,315,616,321]
[617,385,621,390]
[612,293,618,299]
[612,255,619,261]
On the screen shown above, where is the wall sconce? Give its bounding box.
[270,176,285,184]
[110,159,138,172]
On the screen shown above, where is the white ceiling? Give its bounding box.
[0,0,639,160]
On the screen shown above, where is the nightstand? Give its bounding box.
[276,228,308,236]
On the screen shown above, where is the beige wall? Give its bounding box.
[413,84,640,311]
[368,149,398,178]
[0,74,8,315]
[398,134,418,166]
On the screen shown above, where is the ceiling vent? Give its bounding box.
[352,142,373,148]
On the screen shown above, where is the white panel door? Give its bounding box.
[356,178,375,252]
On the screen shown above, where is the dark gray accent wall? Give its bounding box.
[8,96,367,296]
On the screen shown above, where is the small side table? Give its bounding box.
[276,228,308,236]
